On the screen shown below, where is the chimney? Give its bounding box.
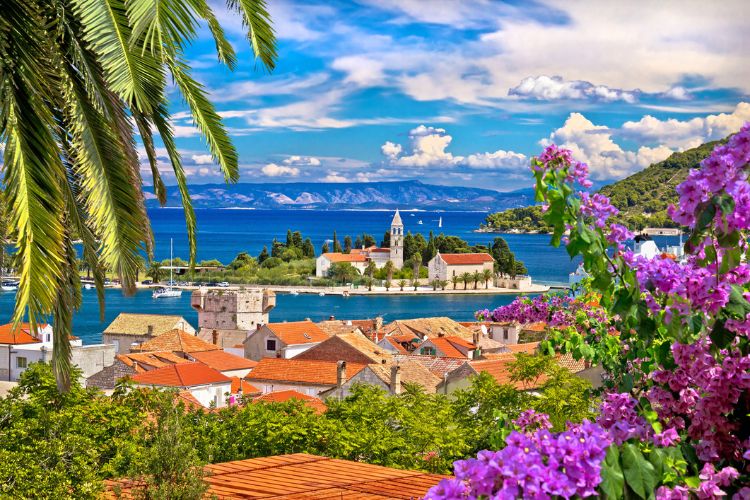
[390,365,401,395]
[472,331,479,345]
[212,329,219,345]
[329,315,335,321]
[375,316,384,331]
[147,325,154,336]
[336,360,347,387]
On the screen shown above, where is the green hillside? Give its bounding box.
[481,139,723,233]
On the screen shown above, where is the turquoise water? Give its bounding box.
[0,288,520,345]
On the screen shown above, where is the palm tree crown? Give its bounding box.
[0,0,277,390]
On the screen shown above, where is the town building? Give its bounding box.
[315,210,405,277]
[102,313,194,354]
[187,350,257,378]
[0,322,114,383]
[191,288,276,349]
[128,362,232,408]
[245,358,366,396]
[243,320,330,361]
[427,252,495,282]
[253,390,327,414]
[105,453,445,499]
[293,331,392,365]
[377,334,421,354]
[416,336,479,359]
[130,328,220,355]
[377,316,477,341]
[322,359,442,398]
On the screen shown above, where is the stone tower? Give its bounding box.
[190,288,276,348]
[389,209,404,269]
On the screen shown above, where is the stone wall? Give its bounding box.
[71,344,116,381]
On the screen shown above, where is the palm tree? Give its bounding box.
[383,260,395,282]
[385,280,392,291]
[365,260,377,279]
[439,280,448,291]
[461,272,472,290]
[398,279,407,291]
[147,262,163,283]
[482,269,493,289]
[472,271,481,289]
[0,1,277,390]
[452,275,459,290]
[431,279,438,291]
[364,277,373,292]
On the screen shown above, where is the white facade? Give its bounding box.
[243,325,321,361]
[315,254,368,278]
[133,380,232,408]
[428,253,494,282]
[191,289,275,331]
[389,210,404,269]
[247,381,331,397]
[0,325,87,381]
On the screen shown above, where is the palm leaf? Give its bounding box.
[227,0,277,71]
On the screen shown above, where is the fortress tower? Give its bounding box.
[389,210,404,269]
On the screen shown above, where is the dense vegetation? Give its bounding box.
[1,357,594,497]
[481,139,723,233]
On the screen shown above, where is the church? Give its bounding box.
[315,210,405,278]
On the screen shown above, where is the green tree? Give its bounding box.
[365,260,377,279]
[362,234,376,248]
[321,242,330,254]
[381,231,390,248]
[364,277,373,292]
[302,238,315,258]
[398,279,407,291]
[461,272,472,290]
[332,231,342,253]
[384,280,391,291]
[472,270,481,289]
[343,235,352,254]
[439,279,448,291]
[285,229,293,248]
[291,231,303,248]
[452,275,459,290]
[258,246,270,264]
[482,269,493,288]
[383,260,395,282]
[146,262,163,283]
[354,235,362,249]
[229,252,254,270]
[0,0,277,390]
[329,262,359,284]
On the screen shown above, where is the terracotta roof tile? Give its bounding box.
[0,323,47,345]
[380,317,475,340]
[132,329,220,353]
[321,252,368,263]
[103,313,191,336]
[382,337,410,354]
[316,320,363,337]
[437,253,494,265]
[129,362,230,387]
[469,358,547,390]
[395,354,466,378]
[254,390,327,414]
[175,390,205,411]
[266,321,330,345]
[368,360,442,393]
[231,377,261,396]
[247,358,366,386]
[521,322,547,333]
[506,342,541,354]
[189,350,257,371]
[116,351,190,370]
[422,337,473,358]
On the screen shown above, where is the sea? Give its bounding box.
[0,208,579,344]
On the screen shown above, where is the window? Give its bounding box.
[266,338,277,351]
[421,346,436,356]
[16,357,27,369]
[503,329,509,340]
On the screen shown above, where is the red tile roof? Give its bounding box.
[424,336,474,358]
[437,252,494,265]
[129,362,230,388]
[321,252,368,263]
[189,350,257,371]
[470,358,547,390]
[266,321,330,345]
[116,351,190,371]
[231,377,261,396]
[0,323,44,344]
[506,342,541,354]
[133,329,220,353]
[175,391,205,411]
[254,390,327,414]
[247,358,366,386]
[105,453,445,499]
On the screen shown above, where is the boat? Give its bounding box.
[319,292,326,296]
[289,290,299,296]
[417,220,423,225]
[438,216,442,228]
[1,280,18,292]
[153,239,183,299]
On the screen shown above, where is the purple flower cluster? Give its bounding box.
[656,463,741,499]
[647,337,750,463]
[579,192,619,228]
[424,420,611,500]
[513,409,552,434]
[596,393,651,445]
[534,144,592,188]
[670,123,750,232]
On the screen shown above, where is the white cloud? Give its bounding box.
[323,171,348,182]
[619,102,750,149]
[509,76,639,103]
[191,154,214,165]
[541,113,674,180]
[382,124,528,170]
[332,56,386,87]
[283,155,321,166]
[261,163,300,177]
[662,86,692,101]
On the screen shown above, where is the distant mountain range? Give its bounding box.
[147,180,535,211]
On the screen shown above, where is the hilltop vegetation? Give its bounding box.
[481,139,724,233]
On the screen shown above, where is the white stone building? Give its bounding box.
[427,252,495,282]
[243,320,330,361]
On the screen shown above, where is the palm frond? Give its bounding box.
[133,111,167,205]
[226,0,277,71]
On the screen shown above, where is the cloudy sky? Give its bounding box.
[157,0,750,191]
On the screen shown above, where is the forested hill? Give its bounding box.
[480,139,723,233]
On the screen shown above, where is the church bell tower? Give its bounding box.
[389,209,404,269]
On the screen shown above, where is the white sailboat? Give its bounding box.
[153,239,182,299]
[438,216,442,228]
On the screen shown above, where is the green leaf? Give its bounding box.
[600,445,625,499]
[710,319,736,349]
[622,443,658,499]
[724,284,750,318]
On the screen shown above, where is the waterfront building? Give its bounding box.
[427,252,495,282]
[102,313,195,354]
[191,288,276,349]
[315,252,369,277]
[243,320,330,361]
[130,328,220,355]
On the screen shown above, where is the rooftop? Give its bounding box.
[264,320,330,345]
[320,252,368,263]
[231,377,261,396]
[189,350,257,371]
[380,317,475,340]
[0,323,49,345]
[469,358,547,390]
[247,358,366,386]
[116,351,190,372]
[105,453,445,499]
[254,390,327,414]
[132,329,220,353]
[368,360,442,393]
[103,313,190,336]
[129,362,230,388]
[316,320,364,337]
[437,253,494,265]
[423,336,475,358]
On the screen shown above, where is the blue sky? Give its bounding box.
[150,0,750,192]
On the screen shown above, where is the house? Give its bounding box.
[191,288,276,349]
[416,336,478,359]
[130,329,220,355]
[0,323,113,383]
[253,390,327,414]
[315,252,369,277]
[394,354,466,380]
[316,319,365,337]
[244,320,330,361]
[245,358,366,396]
[293,331,392,365]
[377,334,421,354]
[86,351,190,390]
[105,453,444,499]
[322,359,441,398]
[377,317,476,341]
[187,350,257,378]
[427,252,494,282]
[128,362,232,408]
[102,313,194,353]
[438,355,548,394]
